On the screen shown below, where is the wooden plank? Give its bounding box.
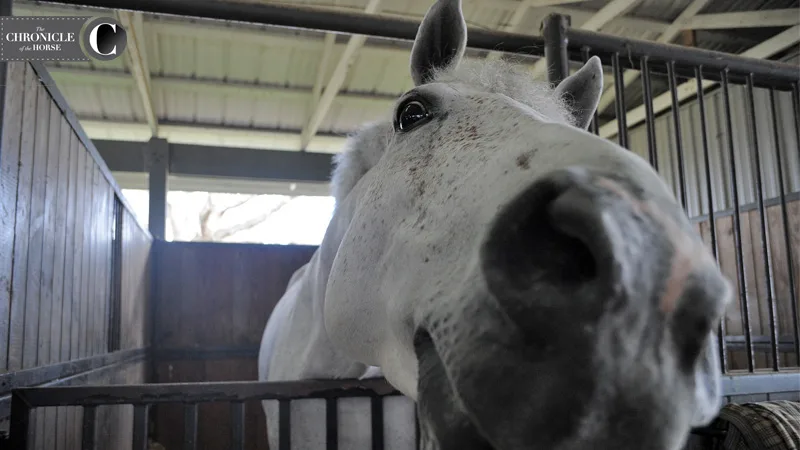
[100,185,113,353]
[87,166,100,357]
[62,132,78,362]
[70,139,86,361]
[7,63,39,371]
[79,148,93,359]
[22,82,52,369]
[38,99,62,369]
[56,130,78,450]
[40,98,63,450]
[50,113,71,366]
[0,62,25,371]
[91,167,104,356]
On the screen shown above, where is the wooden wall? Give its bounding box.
[693,198,800,371]
[0,62,153,448]
[151,241,316,450]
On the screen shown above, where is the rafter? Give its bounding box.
[116,10,158,136]
[595,0,710,114]
[78,119,350,154]
[598,25,800,139]
[529,0,643,79]
[299,0,385,151]
[681,9,800,30]
[48,67,398,103]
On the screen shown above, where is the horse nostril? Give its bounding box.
[481,169,600,296]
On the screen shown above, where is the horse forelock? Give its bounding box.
[329,59,575,206]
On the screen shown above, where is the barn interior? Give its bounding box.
[0,0,799,449]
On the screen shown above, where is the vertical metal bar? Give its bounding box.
[81,406,96,450]
[667,61,688,209]
[326,398,338,450]
[745,75,779,370]
[230,401,245,450]
[611,52,628,148]
[415,411,420,450]
[183,404,198,450]
[278,400,291,450]
[371,396,384,450]
[695,66,726,373]
[721,69,755,372]
[641,56,659,170]
[787,82,800,365]
[542,13,570,85]
[9,392,32,450]
[132,405,149,450]
[580,46,599,135]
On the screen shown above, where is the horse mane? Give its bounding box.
[329,59,574,206]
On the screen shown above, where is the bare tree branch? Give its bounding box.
[212,200,290,241]
[198,193,215,240]
[218,195,262,217]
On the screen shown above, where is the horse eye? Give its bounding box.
[396,100,431,132]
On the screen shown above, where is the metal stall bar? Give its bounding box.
[695,66,726,372]
[791,83,800,365]
[230,401,245,450]
[768,87,798,369]
[745,74,781,370]
[42,0,546,56]
[132,405,149,450]
[81,406,96,450]
[565,28,799,88]
[640,57,659,170]
[611,52,628,148]
[326,398,338,450]
[542,14,570,85]
[279,400,291,450]
[666,61,688,210]
[184,404,198,450]
[371,396,384,450]
[721,69,755,373]
[8,379,401,449]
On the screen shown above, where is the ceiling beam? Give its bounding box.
[681,9,800,30]
[79,119,350,154]
[299,0,385,151]
[598,25,800,139]
[94,139,335,184]
[309,33,337,112]
[46,67,399,102]
[595,0,710,114]
[529,0,642,79]
[116,10,158,136]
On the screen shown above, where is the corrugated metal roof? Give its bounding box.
[12,0,800,155]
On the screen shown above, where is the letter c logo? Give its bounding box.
[89,23,117,56]
[82,17,127,61]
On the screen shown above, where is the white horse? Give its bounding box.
[258,0,732,448]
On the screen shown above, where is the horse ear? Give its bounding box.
[410,0,467,86]
[554,55,604,130]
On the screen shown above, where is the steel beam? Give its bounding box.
[40,0,548,54]
[94,139,335,184]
